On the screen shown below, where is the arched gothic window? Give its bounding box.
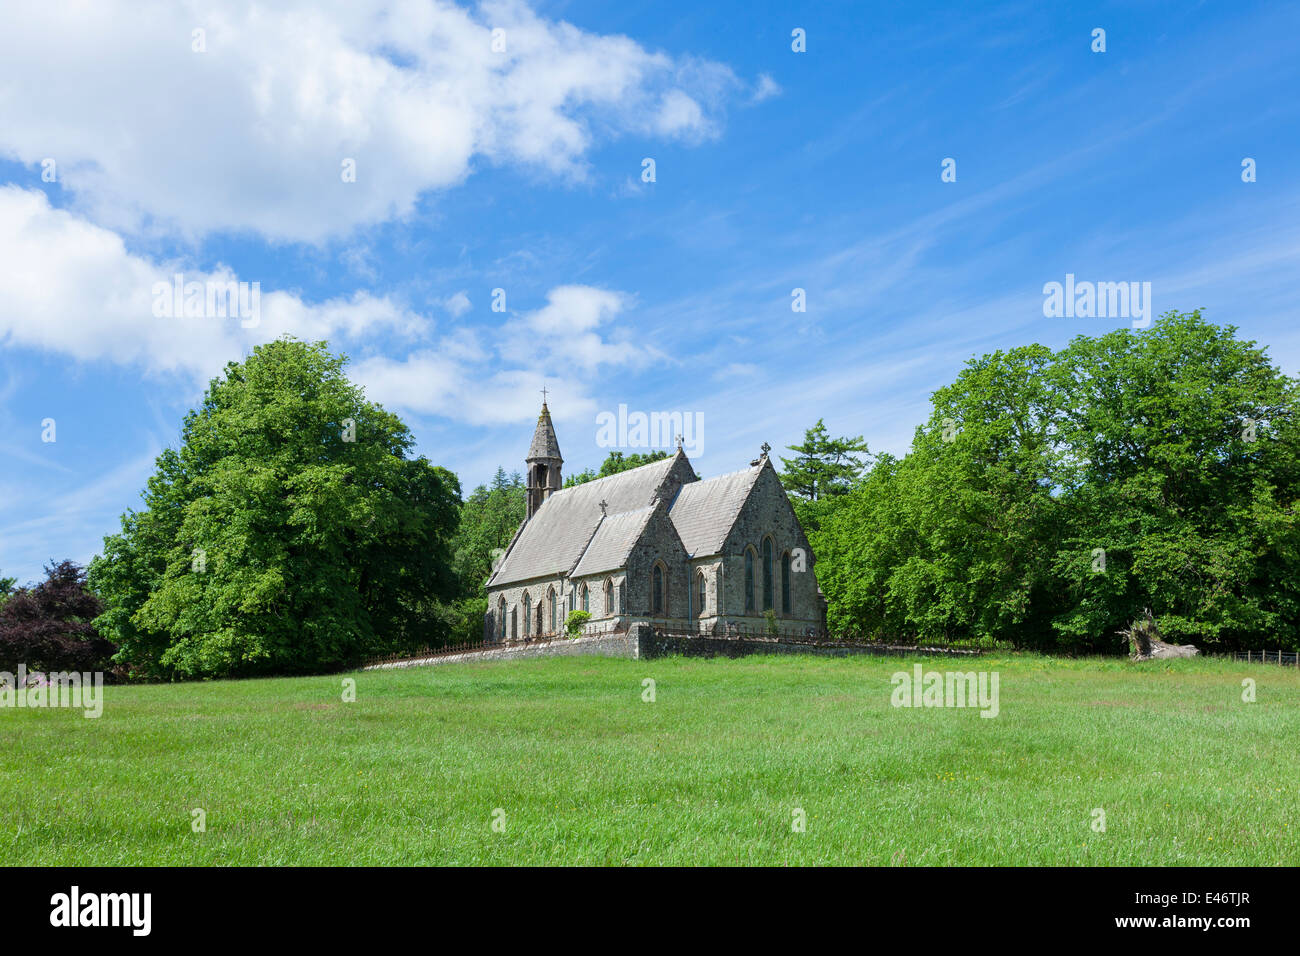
[744,549,755,611]
[604,578,614,615]
[548,587,557,633]
[762,538,775,611]
[781,552,792,614]
[696,570,707,617]
[652,565,664,614]
[582,583,589,612]
[523,592,531,633]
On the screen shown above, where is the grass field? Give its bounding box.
[4,653,1299,865]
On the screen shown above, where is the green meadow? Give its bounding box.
[3,654,1298,866]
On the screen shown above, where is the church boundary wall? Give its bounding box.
[361,624,981,670]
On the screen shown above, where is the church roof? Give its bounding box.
[489,452,771,588]
[527,403,562,461]
[489,455,679,587]
[571,506,657,578]
[668,462,763,557]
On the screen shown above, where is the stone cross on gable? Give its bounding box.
[760,441,771,457]
[675,433,684,450]
[599,498,608,516]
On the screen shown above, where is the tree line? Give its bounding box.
[4,310,1294,679]
[788,311,1300,652]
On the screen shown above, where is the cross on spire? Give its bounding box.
[540,386,549,405]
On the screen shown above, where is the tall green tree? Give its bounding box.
[813,312,1300,652]
[778,420,871,536]
[88,339,461,679]
[1047,312,1300,646]
[452,468,526,592]
[779,420,871,500]
[814,344,1061,642]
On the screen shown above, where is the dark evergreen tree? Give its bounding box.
[778,420,871,500]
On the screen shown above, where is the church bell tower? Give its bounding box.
[526,398,563,518]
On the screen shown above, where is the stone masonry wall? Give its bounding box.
[364,631,640,669]
[365,625,977,672]
[716,461,824,629]
[624,501,692,621]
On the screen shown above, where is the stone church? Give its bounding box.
[485,402,826,640]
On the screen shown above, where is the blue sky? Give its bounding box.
[1,0,1298,583]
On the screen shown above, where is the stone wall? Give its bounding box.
[366,625,978,671]
[487,573,626,641]
[716,462,824,629]
[624,501,692,621]
[635,626,979,660]
[364,631,640,669]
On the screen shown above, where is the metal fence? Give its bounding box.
[651,624,985,656]
[1221,649,1300,667]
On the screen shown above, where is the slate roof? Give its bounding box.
[488,451,767,589]
[488,456,678,587]
[668,463,762,557]
[527,404,563,461]
[571,506,656,578]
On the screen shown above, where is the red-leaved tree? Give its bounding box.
[0,560,116,672]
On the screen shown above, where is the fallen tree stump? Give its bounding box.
[1118,608,1199,660]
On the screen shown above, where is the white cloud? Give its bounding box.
[653,90,706,136]
[519,284,623,334]
[0,186,423,381]
[353,284,652,423]
[0,188,651,430]
[352,353,598,426]
[351,350,464,415]
[751,73,782,103]
[505,284,658,372]
[714,362,759,380]
[444,290,472,317]
[0,0,741,242]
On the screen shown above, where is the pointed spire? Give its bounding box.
[526,398,563,519]
[527,401,562,463]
